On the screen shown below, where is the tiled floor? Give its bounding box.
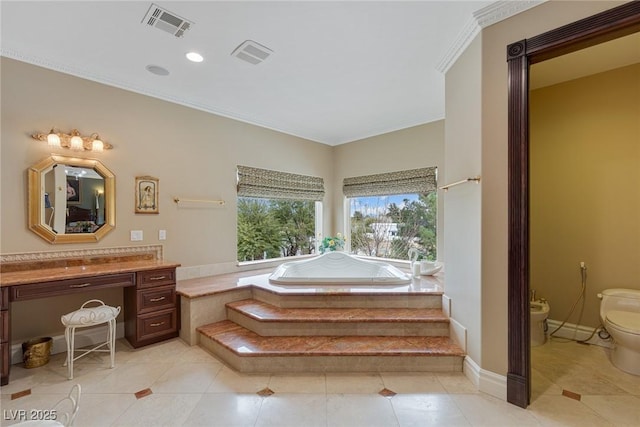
[1,337,639,426]
[530,338,640,426]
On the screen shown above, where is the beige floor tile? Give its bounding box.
[527,394,613,426]
[151,362,223,393]
[325,373,384,394]
[391,393,471,426]
[206,366,271,393]
[435,373,478,394]
[380,372,447,394]
[182,393,264,427]
[531,368,563,399]
[178,345,225,364]
[118,338,191,365]
[581,395,640,426]
[256,393,327,427]
[111,392,202,426]
[268,373,327,393]
[327,394,398,427]
[74,393,137,427]
[452,393,540,426]
[81,361,173,394]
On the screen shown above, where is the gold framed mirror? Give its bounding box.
[28,155,115,243]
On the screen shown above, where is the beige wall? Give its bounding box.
[332,121,445,258]
[444,35,483,364]
[446,0,628,378]
[530,64,640,327]
[1,58,334,342]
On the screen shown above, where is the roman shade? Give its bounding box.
[237,165,325,201]
[343,167,437,197]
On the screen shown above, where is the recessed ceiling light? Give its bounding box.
[145,64,170,76]
[186,52,204,63]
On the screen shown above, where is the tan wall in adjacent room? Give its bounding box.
[530,64,640,327]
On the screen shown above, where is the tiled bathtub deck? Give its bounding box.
[178,268,464,373]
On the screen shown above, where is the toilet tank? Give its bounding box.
[599,288,640,323]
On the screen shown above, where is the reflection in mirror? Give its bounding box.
[28,155,115,243]
[44,165,105,234]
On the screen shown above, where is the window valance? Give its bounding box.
[237,165,325,201]
[343,167,437,197]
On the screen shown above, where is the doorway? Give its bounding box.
[506,2,640,408]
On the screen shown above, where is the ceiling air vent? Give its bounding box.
[142,3,193,38]
[231,40,273,65]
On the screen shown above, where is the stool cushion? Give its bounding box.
[61,305,120,327]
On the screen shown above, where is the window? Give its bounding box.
[237,197,318,261]
[237,166,324,262]
[348,192,436,260]
[344,167,437,261]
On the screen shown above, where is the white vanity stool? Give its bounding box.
[61,299,120,380]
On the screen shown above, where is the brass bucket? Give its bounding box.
[22,337,53,368]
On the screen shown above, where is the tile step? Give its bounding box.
[197,320,464,373]
[227,299,450,336]
[251,287,443,309]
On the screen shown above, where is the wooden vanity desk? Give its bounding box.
[0,257,180,385]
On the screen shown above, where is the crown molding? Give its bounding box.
[436,0,547,74]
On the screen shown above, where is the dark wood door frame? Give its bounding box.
[506,1,640,409]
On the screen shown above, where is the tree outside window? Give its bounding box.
[237,197,316,261]
[349,192,436,261]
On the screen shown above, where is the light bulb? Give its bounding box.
[70,135,83,151]
[47,130,60,147]
[92,138,104,152]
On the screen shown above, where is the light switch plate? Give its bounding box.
[130,230,143,241]
[159,230,167,240]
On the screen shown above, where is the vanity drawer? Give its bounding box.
[10,273,135,301]
[136,308,178,342]
[137,285,176,314]
[137,268,176,289]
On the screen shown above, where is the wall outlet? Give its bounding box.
[130,230,143,241]
[159,230,167,240]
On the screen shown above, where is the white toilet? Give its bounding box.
[598,288,640,376]
[530,299,550,346]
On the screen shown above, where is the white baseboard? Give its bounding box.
[449,317,467,353]
[11,323,125,365]
[464,356,507,400]
[442,294,451,318]
[546,319,613,348]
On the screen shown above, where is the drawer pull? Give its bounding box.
[149,296,166,302]
[69,283,92,288]
[149,276,167,281]
[150,321,165,327]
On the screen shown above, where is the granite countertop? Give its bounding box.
[1,260,181,287]
[177,268,445,299]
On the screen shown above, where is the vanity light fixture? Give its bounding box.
[32,129,113,152]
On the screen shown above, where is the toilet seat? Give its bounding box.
[606,310,640,336]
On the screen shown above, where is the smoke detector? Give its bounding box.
[142,3,193,38]
[231,40,273,65]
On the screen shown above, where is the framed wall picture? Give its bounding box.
[66,176,81,205]
[135,176,159,214]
